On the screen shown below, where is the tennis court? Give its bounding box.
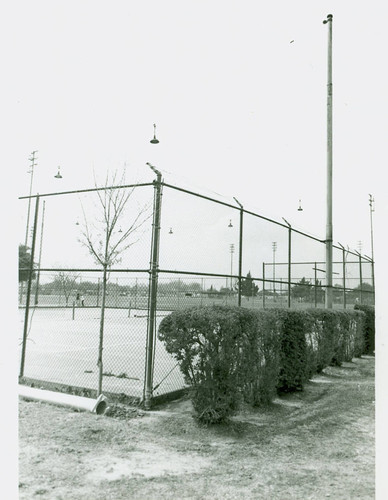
[19,307,186,400]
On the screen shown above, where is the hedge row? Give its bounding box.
[354,304,375,354]
[158,305,373,424]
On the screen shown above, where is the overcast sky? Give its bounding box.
[7,0,387,259]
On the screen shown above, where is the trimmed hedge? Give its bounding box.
[158,306,253,423]
[158,306,367,423]
[304,309,365,373]
[354,304,375,354]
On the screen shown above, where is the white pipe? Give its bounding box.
[18,385,108,415]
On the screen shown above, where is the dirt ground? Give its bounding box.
[18,356,375,499]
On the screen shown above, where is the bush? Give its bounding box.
[158,306,252,423]
[158,305,366,423]
[275,310,310,393]
[305,309,365,372]
[239,309,280,406]
[354,304,375,354]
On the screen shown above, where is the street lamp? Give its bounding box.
[54,166,63,179]
[150,123,159,144]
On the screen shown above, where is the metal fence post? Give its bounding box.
[262,262,266,309]
[144,166,163,410]
[288,228,291,308]
[34,200,45,305]
[282,218,292,308]
[342,246,346,309]
[234,198,243,307]
[358,253,363,304]
[20,195,40,378]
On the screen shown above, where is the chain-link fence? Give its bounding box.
[19,177,374,406]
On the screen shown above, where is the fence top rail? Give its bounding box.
[21,268,150,273]
[18,179,370,262]
[332,243,373,260]
[157,268,307,285]
[18,182,154,200]
[162,182,324,243]
[264,260,372,266]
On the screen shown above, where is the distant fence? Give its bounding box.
[18,177,374,406]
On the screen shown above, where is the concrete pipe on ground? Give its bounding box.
[18,385,108,415]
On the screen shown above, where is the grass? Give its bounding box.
[19,356,375,499]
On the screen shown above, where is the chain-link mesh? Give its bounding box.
[19,180,375,404]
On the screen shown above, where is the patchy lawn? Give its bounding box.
[19,356,374,499]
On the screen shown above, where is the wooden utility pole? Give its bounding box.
[369,194,375,297]
[24,151,38,247]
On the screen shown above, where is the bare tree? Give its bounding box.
[55,270,80,306]
[79,169,150,395]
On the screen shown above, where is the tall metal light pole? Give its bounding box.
[369,194,375,294]
[323,14,333,309]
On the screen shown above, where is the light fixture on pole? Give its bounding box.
[228,219,233,228]
[169,227,173,234]
[150,123,159,144]
[54,166,62,179]
[297,199,303,211]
